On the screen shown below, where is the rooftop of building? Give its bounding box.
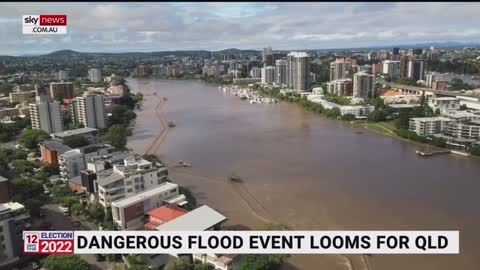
[145,205,188,229]
[441,110,479,120]
[61,149,83,158]
[112,182,179,208]
[430,97,459,101]
[96,171,124,187]
[381,90,402,97]
[388,104,421,109]
[52,127,98,138]
[41,139,72,154]
[287,52,309,58]
[0,202,24,214]
[50,81,73,84]
[156,205,227,231]
[410,116,452,121]
[69,175,82,186]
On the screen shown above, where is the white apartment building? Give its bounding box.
[249,67,261,79]
[339,105,375,119]
[88,68,102,83]
[409,117,452,137]
[382,60,401,81]
[307,95,375,119]
[445,121,480,140]
[261,66,275,85]
[287,52,311,92]
[407,59,425,81]
[96,155,169,207]
[111,182,181,230]
[353,72,375,99]
[428,97,461,112]
[29,97,63,134]
[326,79,352,95]
[59,144,115,182]
[330,58,353,81]
[0,202,30,267]
[71,94,106,129]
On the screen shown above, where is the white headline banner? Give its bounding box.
[68,231,459,254]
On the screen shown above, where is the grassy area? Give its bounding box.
[363,121,396,135]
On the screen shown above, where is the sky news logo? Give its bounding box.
[23,15,67,35]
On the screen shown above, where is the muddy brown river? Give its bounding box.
[126,78,480,270]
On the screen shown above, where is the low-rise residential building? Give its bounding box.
[0,202,30,267]
[444,120,480,140]
[96,155,169,207]
[339,105,375,118]
[40,139,72,166]
[307,95,375,119]
[326,79,352,95]
[59,144,115,182]
[428,97,461,112]
[409,117,452,137]
[111,183,182,230]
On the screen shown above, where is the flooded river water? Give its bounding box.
[127,78,480,270]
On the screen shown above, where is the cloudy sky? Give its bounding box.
[1,2,480,55]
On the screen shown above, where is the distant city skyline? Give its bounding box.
[1,2,480,55]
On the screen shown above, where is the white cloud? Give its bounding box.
[0,2,479,55]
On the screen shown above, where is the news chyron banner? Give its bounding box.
[23,15,67,34]
[23,231,459,255]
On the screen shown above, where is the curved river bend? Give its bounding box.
[127,78,480,270]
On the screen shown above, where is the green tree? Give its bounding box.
[24,198,43,217]
[109,105,137,126]
[341,114,356,121]
[59,196,78,208]
[449,78,474,91]
[0,83,15,95]
[367,97,386,109]
[71,203,84,216]
[44,255,89,270]
[165,257,193,270]
[325,107,341,118]
[104,124,129,149]
[63,135,90,148]
[193,264,214,270]
[367,110,387,122]
[12,178,44,202]
[12,160,36,174]
[19,129,50,149]
[88,202,105,223]
[469,146,480,156]
[239,254,288,270]
[42,164,60,176]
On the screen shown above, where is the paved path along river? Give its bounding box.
[127,78,480,270]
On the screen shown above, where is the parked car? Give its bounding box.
[59,206,70,216]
